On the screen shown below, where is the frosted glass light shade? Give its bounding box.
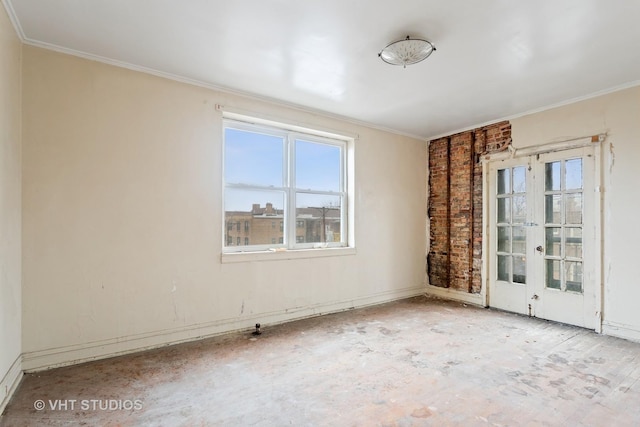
[379,36,436,67]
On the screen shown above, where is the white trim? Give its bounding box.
[221,246,356,263]
[481,135,604,163]
[222,109,358,142]
[425,284,485,307]
[593,138,604,333]
[22,286,425,372]
[481,160,490,308]
[602,321,640,343]
[0,354,23,414]
[1,0,25,40]
[19,38,425,141]
[425,81,640,141]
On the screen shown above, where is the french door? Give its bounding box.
[488,147,598,329]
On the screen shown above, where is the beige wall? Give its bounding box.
[0,3,22,410]
[511,85,640,340]
[21,46,427,369]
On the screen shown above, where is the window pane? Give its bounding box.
[565,227,582,259]
[545,194,562,224]
[498,255,509,281]
[225,128,284,187]
[497,197,510,223]
[295,140,341,192]
[497,226,510,252]
[565,261,583,293]
[512,196,526,224]
[565,158,583,190]
[545,227,561,256]
[497,169,510,194]
[224,189,285,247]
[565,193,582,225]
[295,193,342,244]
[546,259,561,289]
[545,161,561,191]
[513,256,526,284]
[512,227,526,254]
[513,167,526,193]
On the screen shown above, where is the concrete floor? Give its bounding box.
[2,296,640,426]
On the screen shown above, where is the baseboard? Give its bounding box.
[0,355,23,415]
[602,320,640,343]
[23,286,426,372]
[425,284,485,307]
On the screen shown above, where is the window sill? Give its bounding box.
[220,247,356,263]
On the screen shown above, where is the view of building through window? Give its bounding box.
[225,202,341,247]
[223,119,347,251]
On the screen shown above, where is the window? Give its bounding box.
[223,118,350,253]
[244,237,249,246]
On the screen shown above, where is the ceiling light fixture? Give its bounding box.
[378,36,436,68]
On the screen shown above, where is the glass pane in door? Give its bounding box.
[545,195,562,224]
[513,167,526,192]
[546,259,561,289]
[565,194,582,224]
[513,256,526,284]
[565,261,583,292]
[565,228,582,258]
[512,196,526,223]
[565,159,583,190]
[545,227,561,256]
[498,226,510,252]
[512,227,526,254]
[498,255,509,281]
[545,162,561,191]
[497,198,510,223]
[497,169,510,194]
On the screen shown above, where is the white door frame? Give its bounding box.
[481,135,604,331]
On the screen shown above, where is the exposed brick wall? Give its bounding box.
[428,121,511,293]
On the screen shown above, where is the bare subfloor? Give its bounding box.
[2,296,640,426]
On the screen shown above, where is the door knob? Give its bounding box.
[535,245,543,253]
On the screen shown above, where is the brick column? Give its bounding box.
[428,121,511,293]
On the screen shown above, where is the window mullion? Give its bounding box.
[295,189,345,197]
[287,135,295,249]
[226,183,286,191]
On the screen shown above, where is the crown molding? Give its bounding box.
[1,0,25,40]
[425,79,640,141]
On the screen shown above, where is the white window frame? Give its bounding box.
[222,116,354,257]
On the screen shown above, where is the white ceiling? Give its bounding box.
[5,0,640,139]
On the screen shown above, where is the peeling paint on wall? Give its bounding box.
[609,143,615,174]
